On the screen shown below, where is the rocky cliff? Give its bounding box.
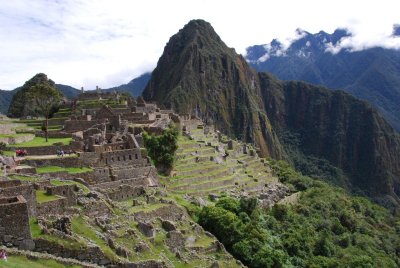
[143,19,283,159]
[260,73,400,202]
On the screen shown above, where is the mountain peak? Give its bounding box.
[143,20,283,158]
[171,19,224,49]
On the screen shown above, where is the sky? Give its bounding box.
[0,0,399,91]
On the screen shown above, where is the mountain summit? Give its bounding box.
[143,19,284,158]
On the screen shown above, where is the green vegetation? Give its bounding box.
[1,255,82,268]
[0,142,6,155]
[29,217,86,250]
[198,161,400,268]
[143,125,179,173]
[36,190,62,203]
[50,179,90,194]
[36,166,92,174]
[71,216,118,261]
[14,137,72,147]
[9,175,41,182]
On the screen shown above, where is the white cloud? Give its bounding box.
[0,0,399,90]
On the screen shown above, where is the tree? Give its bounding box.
[142,124,178,174]
[27,84,62,142]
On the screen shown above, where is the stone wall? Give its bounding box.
[0,134,34,145]
[38,171,94,183]
[11,144,74,156]
[64,120,99,132]
[46,185,77,206]
[34,238,111,266]
[105,185,145,201]
[79,152,100,166]
[35,132,72,138]
[36,197,67,216]
[111,166,158,182]
[0,124,19,134]
[22,157,82,168]
[100,148,147,167]
[48,118,67,126]
[0,181,37,216]
[93,177,151,191]
[134,204,187,222]
[0,195,34,249]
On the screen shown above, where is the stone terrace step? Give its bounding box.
[177,154,216,165]
[171,169,232,187]
[174,163,224,177]
[170,175,236,191]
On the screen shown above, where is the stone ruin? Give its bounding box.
[0,90,243,267]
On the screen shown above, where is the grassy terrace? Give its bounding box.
[36,166,92,174]
[36,190,62,203]
[9,174,42,182]
[29,218,86,250]
[71,216,118,261]
[51,179,91,194]
[13,137,72,147]
[2,255,82,268]
[9,175,91,194]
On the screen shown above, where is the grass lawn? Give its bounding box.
[36,166,92,174]
[36,190,62,203]
[15,137,72,147]
[0,255,82,268]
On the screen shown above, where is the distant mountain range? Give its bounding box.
[0,73,151,115]
[245,28,400,131]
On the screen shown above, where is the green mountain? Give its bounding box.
[7,73,62,118]
[0,89,14,114]
[260,73,400,205]
[143,20,283,159]
[246,30,400,132]
[142,19,400,206]
[106,72,151,96]
[55,84,80,98]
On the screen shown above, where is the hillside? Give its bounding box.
[142,19,400,206]
[55,84,80,98]
[0,89,14,114]
[260,73,400,205]
[106,72,151,96]
[246,29,400,132]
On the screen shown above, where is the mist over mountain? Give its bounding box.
[143,19,400,206]
[246,29,400,131]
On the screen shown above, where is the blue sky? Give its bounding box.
[0,0,399,90]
